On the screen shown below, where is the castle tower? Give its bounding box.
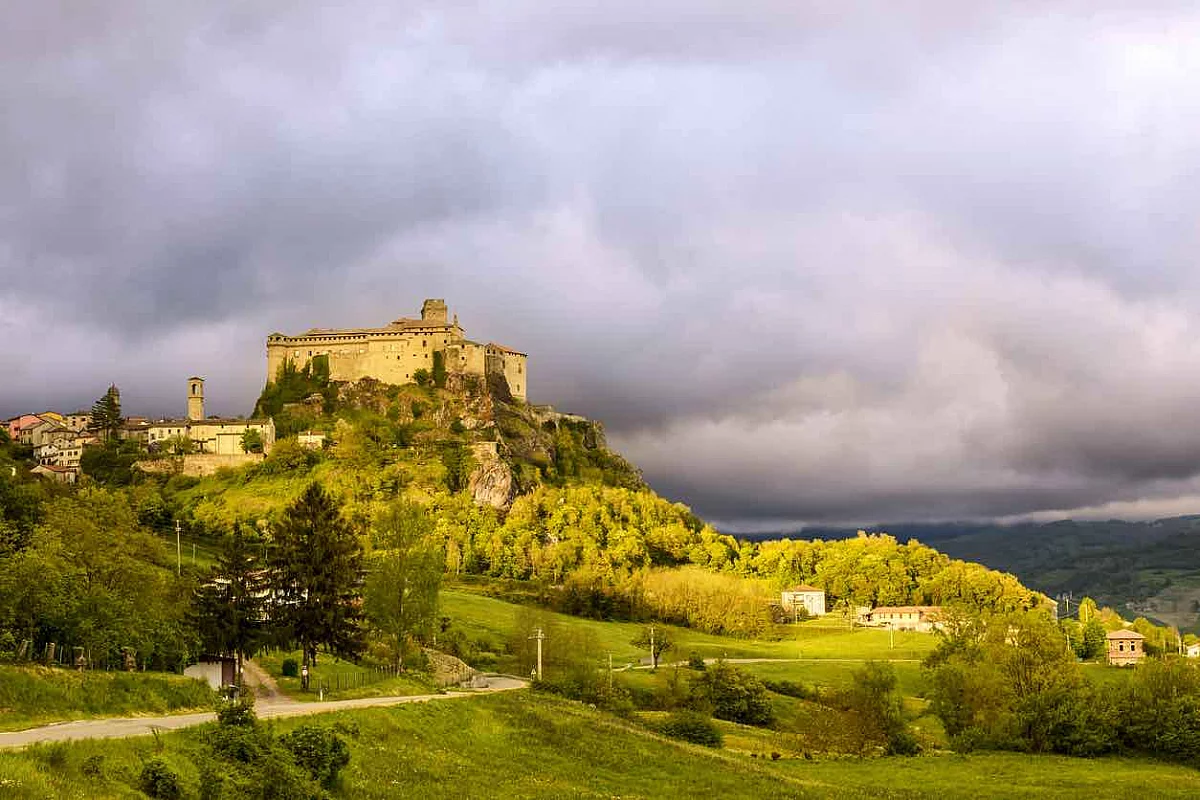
[421,298,448,324]
[187,377,205,421]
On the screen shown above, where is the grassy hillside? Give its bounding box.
[792,518,1200,631]
[0,666,213,731]
[4,693,1200,799]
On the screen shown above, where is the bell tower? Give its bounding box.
[187,377,205,421]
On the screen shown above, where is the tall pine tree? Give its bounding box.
[269,482,364,666]
[192,525,268,681]
[88,384,122,442]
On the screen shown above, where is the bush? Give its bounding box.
[763,679,819,701]
[139,758,182,800]
[281,658,300,678]
[690,660,775,727]
[280,725,352,788]
[660,710,723,748]
[688,654,707,671]
[216,693,257,727]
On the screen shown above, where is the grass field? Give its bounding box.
[440,588,935,671]
[2,692,1199,799]
[255,649,437,701]
[0,665,214,732]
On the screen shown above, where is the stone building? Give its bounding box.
[1107,629,1145,667]
[145,378,276,456]
[265,298,528,400]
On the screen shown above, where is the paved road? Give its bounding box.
[625,656,922,671]
[0,675,525,750]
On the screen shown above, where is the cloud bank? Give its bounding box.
[4,2,1200,527]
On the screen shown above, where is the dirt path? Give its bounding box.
[0,675,525,750]
[242,658,286,702]
[625,657,922,671]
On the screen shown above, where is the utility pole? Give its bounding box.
[650,625,656,670]
[608,653,613,692]
[529,627,545,681]
[889,624,895,650]
[175,519,181,576]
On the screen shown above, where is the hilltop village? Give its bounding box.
[5,299,526,482]
[6,296,1200,796]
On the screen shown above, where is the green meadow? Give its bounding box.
[3,692,1200,799]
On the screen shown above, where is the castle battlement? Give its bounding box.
[265,299,527,400]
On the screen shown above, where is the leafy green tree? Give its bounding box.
[843,662,918,754]
[160,435,195,455]
[441,444,473,494]
[690,660,775,726]
[631,626,672,670]
[193,525,268,679]
[240,429,264,454]
[88,385,123,442]
[364,501,444,669]
[412,368,432,387]
[1079,618,1107,660]
[80,440,141,486]
[269,483,364,666]
[432,351,447,388]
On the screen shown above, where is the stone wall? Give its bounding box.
[136,452,265,477]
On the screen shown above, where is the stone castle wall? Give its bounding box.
[265,300,527,400]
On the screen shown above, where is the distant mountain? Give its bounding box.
[747,517,1200,631]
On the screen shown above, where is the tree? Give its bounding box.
[841,662,916,754]
[364,501,444,669]
[690,660,775,726]
[441,444,473,494]
[631,626,672,670]
[269,483,364,666]
[89,385,123,442]
[193,525,268,680]
[241,429,264,454]
[432,351,447,389]
[1079,618,1107,660]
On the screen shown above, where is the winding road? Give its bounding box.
[0,674,525,750]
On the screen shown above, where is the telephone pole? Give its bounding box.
[650,625,656,670]
[175,519,182,576]
[529,627,545,680]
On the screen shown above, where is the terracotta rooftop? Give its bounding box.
[1107,629,1146,640]
[870,606,944,615]
[786,585,822,592]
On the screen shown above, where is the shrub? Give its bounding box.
[660,711,724,748]
[139,758,182,800]
[688,654,707,671]
[280,725,352,788]
[690,660,775,727]
[281,658,300,678]
[216,693,257,727]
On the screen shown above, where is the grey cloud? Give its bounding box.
[5,3,1200,527]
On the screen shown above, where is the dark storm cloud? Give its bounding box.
[5,2,1200,527]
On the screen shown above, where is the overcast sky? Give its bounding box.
[5,2,1200,529]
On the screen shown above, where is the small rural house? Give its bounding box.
[1186,642,1200,659]
[184,656,239,690]
[865,606,944,633]
[1107,629,1145,666]
[780,585,826,617]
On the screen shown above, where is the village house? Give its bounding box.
[1186,642,1200,659]
[864,605,945,633]
[1107,629,1145,666]
[296,431,326,450]
[30,464,77,484]
[780,585,827,617]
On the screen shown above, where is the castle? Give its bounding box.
[265,299,528,400]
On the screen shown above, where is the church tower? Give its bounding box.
[187,377,205,421]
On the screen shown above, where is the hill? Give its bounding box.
[787,518,1200,631]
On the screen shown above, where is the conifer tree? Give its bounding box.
[193,525,268,681]
[89,384,123,442]
[269,482,364,666]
